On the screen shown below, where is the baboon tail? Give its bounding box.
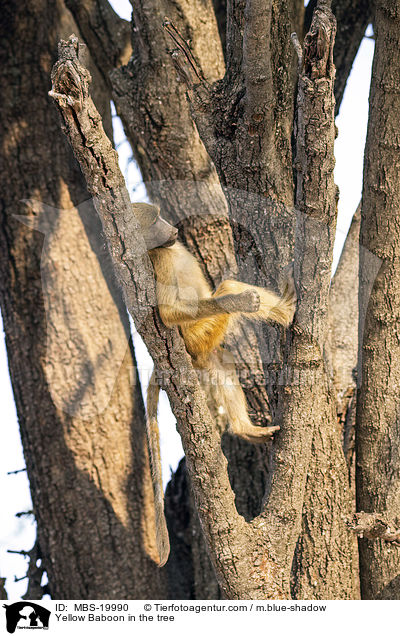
[255,275,296,327]
[147,370,170,567]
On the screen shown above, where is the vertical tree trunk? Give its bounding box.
[0,0,164,598]
[357,0,400,600]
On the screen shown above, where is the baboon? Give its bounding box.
[133,202,296,566]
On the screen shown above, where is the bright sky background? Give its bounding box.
[0,1,374,599]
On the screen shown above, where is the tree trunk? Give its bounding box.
[357,0,400,600]
[0,0,164,598]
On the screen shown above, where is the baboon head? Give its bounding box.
[132,202,178,250]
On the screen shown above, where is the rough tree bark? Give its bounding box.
[50,36,271,599]
[66,0,283,597]
[49,0,361,597]
[67,0,375,599]
[167,0,358,597]
[3,0,397,601]
[305,0,372,114]
[357,0,400,600]
[0,0,164,598]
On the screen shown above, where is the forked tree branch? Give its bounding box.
[107,1,275,592]
[164,3,295,204]
[49,35,246,598]
[48,35,293,600]
[50,0,355,592]
[167,2,350,597]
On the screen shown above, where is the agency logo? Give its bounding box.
[3,602,50,633]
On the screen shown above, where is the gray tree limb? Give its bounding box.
[305,0,372,114]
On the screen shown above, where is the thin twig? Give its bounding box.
[163,19,204,86]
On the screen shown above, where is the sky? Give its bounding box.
[0,1,375,599]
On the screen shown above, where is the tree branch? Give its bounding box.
[305,0,372,114]
[113,0,277,587]
[64,0,131,87]
[294,0,337,342]
[242,0,273,122]
[286,2,337,430]
[256,0,341,591]
[163,5,359,598]
[165,4,296,205]
[49,35,279,599]
[349,512,400,546]
[287,6,358,600]
[261,2,356,600]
